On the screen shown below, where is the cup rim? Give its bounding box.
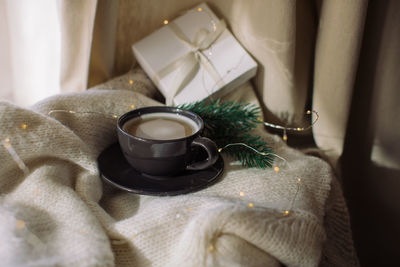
[117,106,204,143]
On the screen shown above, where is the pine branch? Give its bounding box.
[216,134,274,168]
[179,99,274,168]
[180,99,260,136]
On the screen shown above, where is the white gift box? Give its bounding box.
[132,3,257,106]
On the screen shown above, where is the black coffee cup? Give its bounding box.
[117,106,218,176]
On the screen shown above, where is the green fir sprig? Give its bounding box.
[179,99,274,168]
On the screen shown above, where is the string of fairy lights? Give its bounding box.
[217,142,302,217]
[2,84,310,201]
[3,7,313,244]
[263,110,319,142]
[2,75,313,239]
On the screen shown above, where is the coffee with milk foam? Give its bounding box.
[123,112,199,140]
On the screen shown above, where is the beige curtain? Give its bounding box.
[313,0,368,162]
[0,0,97,106]
[58,0,98,93]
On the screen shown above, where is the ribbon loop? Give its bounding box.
[194,29,209,49]
[156,19,227,105]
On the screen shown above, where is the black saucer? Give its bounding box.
[97,142,224,196]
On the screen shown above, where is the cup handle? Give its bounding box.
[186,136,218,171]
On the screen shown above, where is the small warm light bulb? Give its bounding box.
[282,134,288,141]
[197,7,203,12]
[112,115,118,118]
[248,203,254,208]
[20,123,27,130]
[239,191,245,197]
[297,127,303,131]
[297,178,302,183]
[3,142,11,149]
[306,110,311,114]
[284,210,290,216]
[130,104,135,109]
[274,166,280,173]
[209,245,214,251]
[163,20,169,25]
[129,80,133,85]
[218,148,222,153]
[16,220,25,229]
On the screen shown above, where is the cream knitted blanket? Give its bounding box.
[0,70,358,266]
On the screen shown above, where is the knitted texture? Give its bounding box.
[0,70,358,266]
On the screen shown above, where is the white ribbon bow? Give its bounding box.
[156,19,227,105]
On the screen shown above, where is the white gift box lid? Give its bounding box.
[132,3,257,105]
